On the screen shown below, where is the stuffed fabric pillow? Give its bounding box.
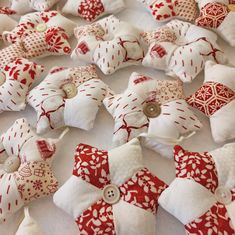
[159,144,235,234]
[72,15,145,75]
[195,0,235,46]
[3,11,76,44]
[0,58,44,113]
[62,0,125,22]
[187,61,235,143]
[142,19,227,83]
[53,138,167,235]
[138,0,198,22]
[11,0,60,15]
[0,118,66,222]
[103,72,202,157]
[27,65,113,134]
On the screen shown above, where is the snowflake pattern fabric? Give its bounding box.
[54,139,168,235]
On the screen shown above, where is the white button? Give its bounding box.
[215,187,232,205]
[3,156,21,173]
[102,184,120,205]
[36,23,47,32]
[0,71,6,86]
[61,83,77,99]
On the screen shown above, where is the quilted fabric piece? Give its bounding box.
[187,61,235,143]
[103,72,202,157]
[138,0,198,22]
[53,138,168,235]
[62,0,125,22]
[0,27,71,67]
[159,144,235,235]
[3,11,76,44]
[0,118,62,222]
[142,19,227,83]
[27,65,113,134]
[0,58,44,113]
[195,0,235,46]
[72,15,145,75]
[11,0,60,15]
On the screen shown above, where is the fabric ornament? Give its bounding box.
[53,138,167,235]
[71,15,145,75]
[187,61,235,143]
[27,65,113,134]
[138,0,198,22]
[103,72,202,158]
[3,11,76,44]
[142,19,227,83]
[0,58,44,113]
[10,0,60,15]
[15,207,45,235]
[195,0,235,46]
[159,143,235,235]
[62,0,125,22]
[0,118,68,222]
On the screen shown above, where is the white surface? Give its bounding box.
[0,0,235,234]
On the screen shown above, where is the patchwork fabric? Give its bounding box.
[103,72,202,157]
[142,19,227,83]
[138,0,198,22]
[62,0,125,22]
[3,11,76,44]
[27,65,113,134]
[72,15,145,75]
[0,58,44,113]
[0,118,64,222]
[159,144,235,235]
[187,61,235,143]
[54,139,168,235]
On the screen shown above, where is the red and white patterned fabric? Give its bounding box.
[0,58,43,113]
[53,138,168,235]
[0,27,71,66]
[138,0,198,22]
[195,0,235,46]
[10,0,60,15]
[103,72,202,157]
[159,143,235,235]
[187,61,235,143]
[62,0,125,22]
[72,15,145,75]
[0,7,16,15]
[27,65,113,134]
[3,11,76,44]
[142,19,227,83]
[0,118,63,222]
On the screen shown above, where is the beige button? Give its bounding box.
[36,23,47,32]
[215,187,232,205]
[143,102,161,118]
[102,184,120,205]
[228,4,235,12]
[0,71,6,86]
[62,83,77,99]
[3,156,21,173]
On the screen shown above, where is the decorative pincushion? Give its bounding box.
[187,61,235,143]
[27,65,113,134]
[142,19,227,82]
[72,15,145,75]
[103,72,202,157]
[53,138,168,235]
[159,144,235,234]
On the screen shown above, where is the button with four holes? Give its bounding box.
[215,187,232,205]
[143,102,161,118]
[102,184,120,205]
[3,156,21,173]
[0,71,6,86]
[61,82,78,99]
[36,23,47,32]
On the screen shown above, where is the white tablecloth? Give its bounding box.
[0,0,235,234]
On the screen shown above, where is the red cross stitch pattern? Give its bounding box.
[196,2,229,29]
[186,82,235,117]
